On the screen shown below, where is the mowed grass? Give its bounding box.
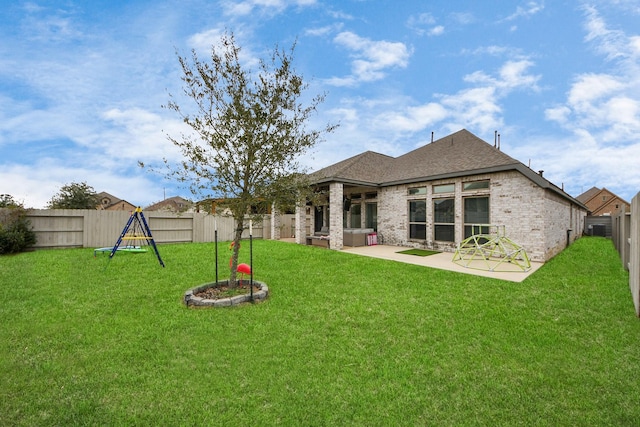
[1,237,639,426]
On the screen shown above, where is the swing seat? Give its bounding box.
[94,246,147,256]
[119,245,148,253]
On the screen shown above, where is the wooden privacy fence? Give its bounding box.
[612,192,640,317]
[21,209,271,249]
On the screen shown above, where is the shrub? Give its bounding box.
[0,207,37,254]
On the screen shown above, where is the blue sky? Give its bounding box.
[2,0,640,208]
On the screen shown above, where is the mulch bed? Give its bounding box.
[194,281,262,299]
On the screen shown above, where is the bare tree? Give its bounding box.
[157,32,336,286]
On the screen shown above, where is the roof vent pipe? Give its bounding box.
[498,133,501,150]
[431,131,434,143]
[494,130,497,147]
[538,170,544,177]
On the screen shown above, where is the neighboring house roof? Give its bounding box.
[96,191,136,210]
[575,187,629,215]
[575,186,601,204]
[145,196,192,212]
[310,129,585,207]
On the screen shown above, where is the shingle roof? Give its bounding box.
[310,129,519,186]
[575,187,601,204]
[383,129,520,184]
[309,150,395,186]
[309,128,586,208]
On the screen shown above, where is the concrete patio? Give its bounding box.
[340,244,544,283]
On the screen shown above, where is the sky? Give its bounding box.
[1,0,640,208]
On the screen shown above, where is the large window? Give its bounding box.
[464,197,489,238]
[409,200,426,239]
[350,203,361,228]
[365,203,377,230]
[433,198,455,242]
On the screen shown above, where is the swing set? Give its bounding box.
[94,207,164,267]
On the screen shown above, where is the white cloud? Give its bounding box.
[0,160,172,209]
[305,24,342,37]
[21,3,84,43]
[545,7,640,142]
[450,12,475,25]
[437,60,539,133]
[499,60,537,86]
[101,108,184,163]
[544,105,571,124]
[328,31,412,86]
[630,36,640,56]
[463,59,541,99]
[502,1,545,21]
[428,25,445,36]
[408,12,436,27]
[382,103,449,133]
[534,5,640,200]
[567,73,623,106]
[221,0,317,17]
[344,58,539,138]
[187,28,261,70]
[407,13,444,36]
[188,28,225,53]
[582,4,630,60]
[439,86,502,134]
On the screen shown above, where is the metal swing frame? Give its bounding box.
[94,207,165,267]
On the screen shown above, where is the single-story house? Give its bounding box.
[285,129,587,262]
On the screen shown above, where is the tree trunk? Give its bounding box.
[228,218,244,288]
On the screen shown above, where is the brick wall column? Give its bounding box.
[329,182,344,250]
[295,203,306,244]
[270,203,281,241]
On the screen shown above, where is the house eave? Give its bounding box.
[312,177,380,188]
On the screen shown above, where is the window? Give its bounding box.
[463,181,489,191]
[365,203,377,231]
[464,197,489,238]
[350,203,361,228]
[433,183,455,194]
[409,200,426,239]
[433,198,454,241]
[408,187,426,196]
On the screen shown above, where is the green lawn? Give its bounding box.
[1,237,639,426]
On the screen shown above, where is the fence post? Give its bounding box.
[630,193,640,317]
